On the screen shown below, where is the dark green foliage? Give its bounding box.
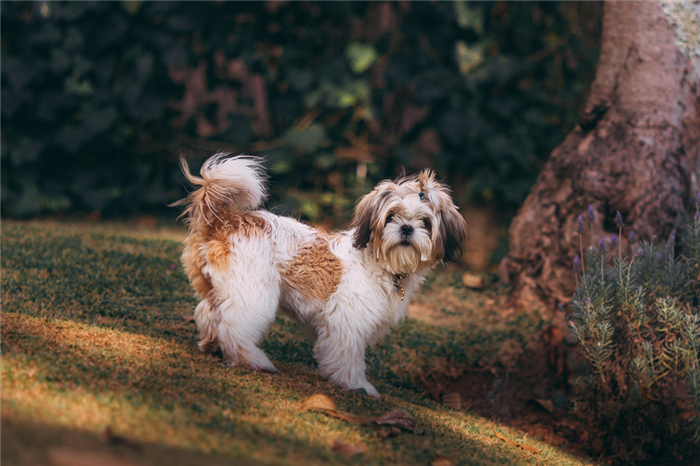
[569,204,700,462]
[1,1,601,223]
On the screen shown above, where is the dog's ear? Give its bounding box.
[351,186,396,250]
[438,206,468,262]
[351,193,375,249]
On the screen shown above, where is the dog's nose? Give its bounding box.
[400,225,414,236]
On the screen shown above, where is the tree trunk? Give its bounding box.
[499,0,700,311]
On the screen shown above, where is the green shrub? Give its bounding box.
[568,199,700,461]
[1,2,601,222]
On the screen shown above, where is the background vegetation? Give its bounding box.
[2,1,601,229]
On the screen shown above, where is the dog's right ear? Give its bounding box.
[351,193,375,249]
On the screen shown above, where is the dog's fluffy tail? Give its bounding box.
[173,153,267,228]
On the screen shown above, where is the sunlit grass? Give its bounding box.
[2,222,594,465]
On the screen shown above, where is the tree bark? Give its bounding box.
[500,0,700,311]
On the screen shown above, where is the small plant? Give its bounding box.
[568,198,700,462]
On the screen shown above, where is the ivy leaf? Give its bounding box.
[454,1,484,34]
[345,43,378,74]
[455,40,483,76]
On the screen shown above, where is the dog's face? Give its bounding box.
[351,170,468,275]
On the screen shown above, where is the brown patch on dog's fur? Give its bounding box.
[181,210,270,354]
[279,238,342,301]
[182,231,214,299]
[182,210,269,293]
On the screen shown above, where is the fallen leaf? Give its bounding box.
[301,393,337,412]
[530,398,554,414]
[490,428,541,453]
[48,448,141,466]
[461,273,485,289]
[301,394,422,431]
[442,392,461,410]
[640,384,659,402]
[376,409,423,433]
[331,440,367,457]
[431,457,457,466]
[301,393,374,424]
[181,315,195,322]
[101,426,142,452]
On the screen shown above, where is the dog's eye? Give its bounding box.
[422,218,432,231]
[385,214,395,226]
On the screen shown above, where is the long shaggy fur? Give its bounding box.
[176,153,467,398]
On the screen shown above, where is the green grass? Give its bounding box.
[1,222,595,466]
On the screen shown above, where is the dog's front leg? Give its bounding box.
[313,328,380,399]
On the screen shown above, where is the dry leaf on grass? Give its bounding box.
[489,428,541,453]
[301,393,422,433]
[529,398,554,414]
[442,392,461,410]
[331,440,367,457]
[431,456,457,466]
[301,393,374,424]
[48,448,141,466]
[101,426,142,452]
[181,315,195,322]
[375,409,423,433]
[301,393,338,411]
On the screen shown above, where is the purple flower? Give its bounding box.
[615,211,624,229]
[588,205,595,222]
[573,256,580,274]
[655,252,662,261]
[611,233,618,249]
[577,215,585,235]
[598,238,607,254]
[629,230,636,245]
[636,248,644,257]
[585,297,592,307]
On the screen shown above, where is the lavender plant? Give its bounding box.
[568,198,700,461]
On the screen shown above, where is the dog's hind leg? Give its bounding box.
[194,298,219,353]
[211,239,280,373]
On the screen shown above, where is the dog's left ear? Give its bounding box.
[439,206,468,262]
[420,170,468,262]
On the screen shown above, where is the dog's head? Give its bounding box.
[350,170,468,274]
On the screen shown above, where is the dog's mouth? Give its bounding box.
[399,240,412,246]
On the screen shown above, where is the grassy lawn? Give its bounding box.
[1,222,595,466]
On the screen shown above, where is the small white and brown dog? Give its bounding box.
[175,153,467,398]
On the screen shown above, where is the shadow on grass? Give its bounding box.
[1,312,589,466]
[2,415,245,466]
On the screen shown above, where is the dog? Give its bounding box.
[174,153,467,398]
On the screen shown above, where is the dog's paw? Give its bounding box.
[353,383,380,399]
[228,348,278,374]
[198,340,220,354]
